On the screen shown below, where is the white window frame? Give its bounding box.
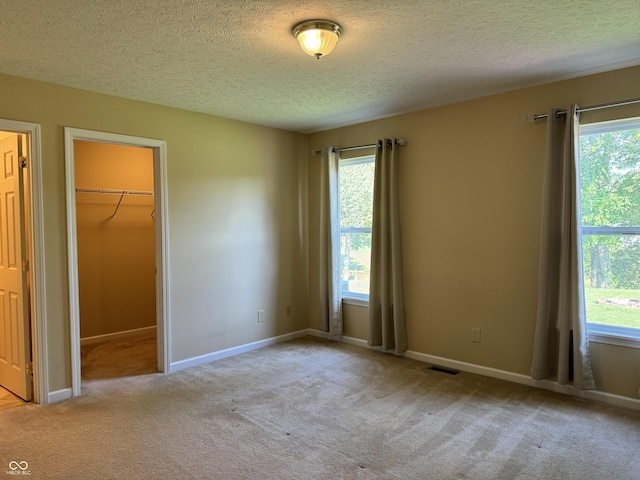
[579,116,640,348]
[339,155,375,305]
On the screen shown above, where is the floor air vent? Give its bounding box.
[427,365,459,375]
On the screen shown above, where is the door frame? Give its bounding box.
[64,128,171,396]
[0,119,46,404]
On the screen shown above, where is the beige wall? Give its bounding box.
[0,73,308,393]
[2,63,638,401]
[308,65,640,400]
[75,141,156,338]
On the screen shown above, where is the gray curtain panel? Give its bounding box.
[319,147,343,335]
[530,105,596,390]
[368,139,408,353]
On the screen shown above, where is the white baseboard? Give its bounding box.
[80,326,157,346]
[307,329,640,411]
[48,388,72,404]
[170,329,311,372]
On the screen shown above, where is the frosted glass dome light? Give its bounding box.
[293,20,342,59]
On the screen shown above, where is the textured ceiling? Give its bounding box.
[0,1,639,133]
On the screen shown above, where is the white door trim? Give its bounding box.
[64,128,171,397]
[0,119,47,404]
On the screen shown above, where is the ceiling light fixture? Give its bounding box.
[292,20,342,59]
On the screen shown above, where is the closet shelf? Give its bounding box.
[75,187,154,218]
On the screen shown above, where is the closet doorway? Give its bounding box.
[65,129,169,397]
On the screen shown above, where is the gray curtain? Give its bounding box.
[319,147,343,335]
[530,105,596,390]
[368,139,408,352]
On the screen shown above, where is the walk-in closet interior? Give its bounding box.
[74,141,157,379]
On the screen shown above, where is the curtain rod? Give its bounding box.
[311,138,406,156]
[528,97,640,122]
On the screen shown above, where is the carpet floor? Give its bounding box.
[81,331,158,380]
[1,336,639,479]
[0,386,25,412]
[0,331,158,413]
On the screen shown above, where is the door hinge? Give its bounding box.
[26,362,33,375]
[22,259,29,272]
[19,156,27,169]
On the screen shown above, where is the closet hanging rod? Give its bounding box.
[75,188,154,197]
[527,97,640,122]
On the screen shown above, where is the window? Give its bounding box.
[579,117,640,346]
[339,155,375,302]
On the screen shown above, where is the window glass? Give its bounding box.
[579,120,640,337]
[582,234,640,329]
[339,156,375,298]
[580,128,640,227]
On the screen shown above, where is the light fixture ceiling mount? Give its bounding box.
[292,20,342,59]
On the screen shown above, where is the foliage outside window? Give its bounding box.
[339,156,375,301]
[579,117,640,345]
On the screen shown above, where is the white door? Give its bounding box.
[0,134,32,401]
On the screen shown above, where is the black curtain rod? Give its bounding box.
[311,138,406,156]
[528,97,640,122]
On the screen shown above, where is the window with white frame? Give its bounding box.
[339,155,375,302]
[579,117,640,346]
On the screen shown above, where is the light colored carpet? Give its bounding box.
[1,336,639,479]
[0,386,25,412]
[81,331,158,380]
[0,331,157,413]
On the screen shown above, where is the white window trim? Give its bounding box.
[342,294,369,307]
[579,116,640,348]
[588,324,640,348]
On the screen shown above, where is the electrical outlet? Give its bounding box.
[258,310,265,323]
[285,305,292,317]
[471,327,481,343]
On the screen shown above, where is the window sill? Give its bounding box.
[342,296,369,307]
[588,324,640,349]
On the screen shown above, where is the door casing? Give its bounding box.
[64,128,170,396]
